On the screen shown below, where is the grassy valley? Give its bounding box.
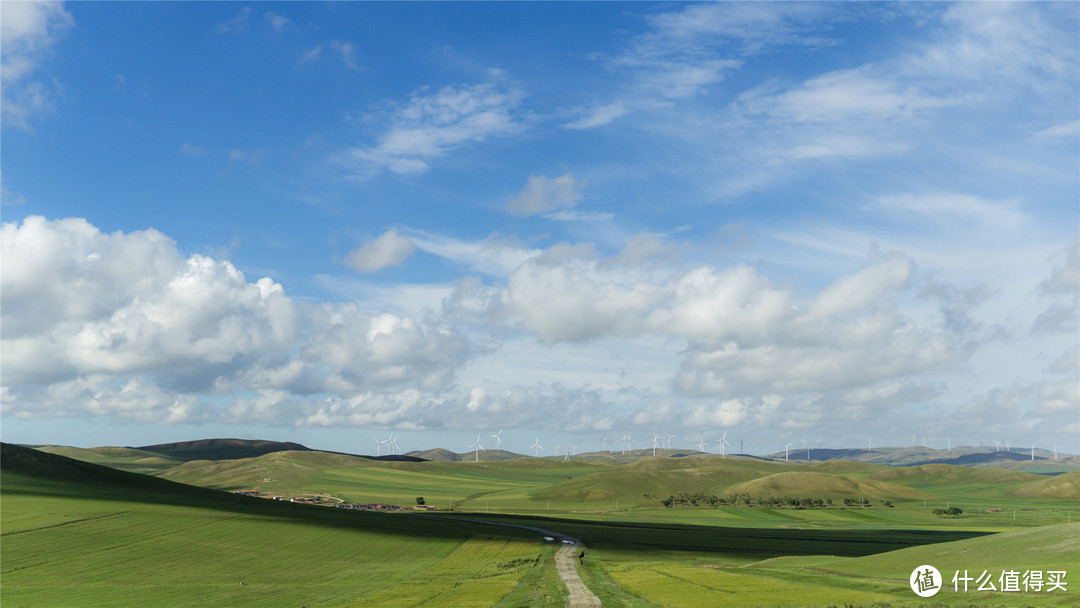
[6,440,1078,607]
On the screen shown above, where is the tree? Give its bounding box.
[415,497,425,506]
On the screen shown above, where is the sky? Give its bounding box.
[2,1,1078,457]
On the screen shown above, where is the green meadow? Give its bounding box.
[1,444,543,607]
[4,443,1078,607]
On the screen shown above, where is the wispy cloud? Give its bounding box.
[1033,120,1080,142]
[342,80,525,177]
[506,174,585,217]
[178,143,205,156]
[0,0,74,130]
[264,11,289,32]
[737,66,961,124]
[330,40,358,71]
[562,102,630,130]
[216,7,251,34]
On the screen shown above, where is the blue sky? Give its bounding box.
[2,1,1077,457]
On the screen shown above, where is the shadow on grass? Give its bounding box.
[1,443,532,542]
[431,511,992,559]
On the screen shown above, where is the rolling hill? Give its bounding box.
[1,443,542,608]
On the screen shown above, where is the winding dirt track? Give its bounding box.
[430,516,603,607]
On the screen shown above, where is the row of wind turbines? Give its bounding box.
[375,429,1067,463]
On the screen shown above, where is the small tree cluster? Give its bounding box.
[932,506,963,518]
[843,498,871,507]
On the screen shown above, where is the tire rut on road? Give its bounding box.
[427,516,603,607]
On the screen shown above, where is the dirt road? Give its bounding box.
[430,516,603,607]
[553,536,603,607]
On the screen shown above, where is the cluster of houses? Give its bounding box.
[231,490,444,512]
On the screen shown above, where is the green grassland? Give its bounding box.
[1,444,542,607]
[8,443,1078,607]
[150,450,1077,530]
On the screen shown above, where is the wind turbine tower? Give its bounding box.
[784,442,793,462]
[467,434,485,462]
[530,437,543,457]
[490,429,503,451]
[372,437,386,456]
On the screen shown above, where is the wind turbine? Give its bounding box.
[1004,439,1011,453]
[530,437,543,457]
[602,435,610,453]
[1030,443,1035,461]
[696,432,707,453]
[993,440,1002,452]
[1052,441,1059,461]
[867,436,872,452]
[388,433,400,456]
[385,432,396,455]
[784,442,793,462]
[912,432,917,448]
[651,432,661,457]
[625,432,635,453]
[716,430,730,458]
[802,435,809,460]
[372,437,386,456]
[467,434,485,462]
[490,429,503,451]
[664,432,677,449]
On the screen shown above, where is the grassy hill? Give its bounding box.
[1011,470,1080,500]
[135,437,314,461]
[1,443,544,608]
[35,445,185,474]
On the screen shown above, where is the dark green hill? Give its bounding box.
[135,438,312,461]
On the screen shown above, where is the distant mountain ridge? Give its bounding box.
[134,438,428,463]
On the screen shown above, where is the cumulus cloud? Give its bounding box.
[506,174,585,217]
[345,230,415,273]
[343,80,525,177]
[1,217,471,426]
[1,0,74,129]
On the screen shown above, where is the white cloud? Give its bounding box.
[687,399,750,428]
[264,11,289,32]
[1,217,471,426]
[506,174,585,217]
[739,66,960,124]
[543,209,615,223]
[345,230,415,273]
[404,229,540,277]
[562,102,630,130]
[216,7,251,33]
[1,0,73,130]
[343,81,525,177]
[915,2,1078,93]
[330,40,358,71]
[874,193,1028,231]
[1033,120,1080,141]
[299,45,322,64]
